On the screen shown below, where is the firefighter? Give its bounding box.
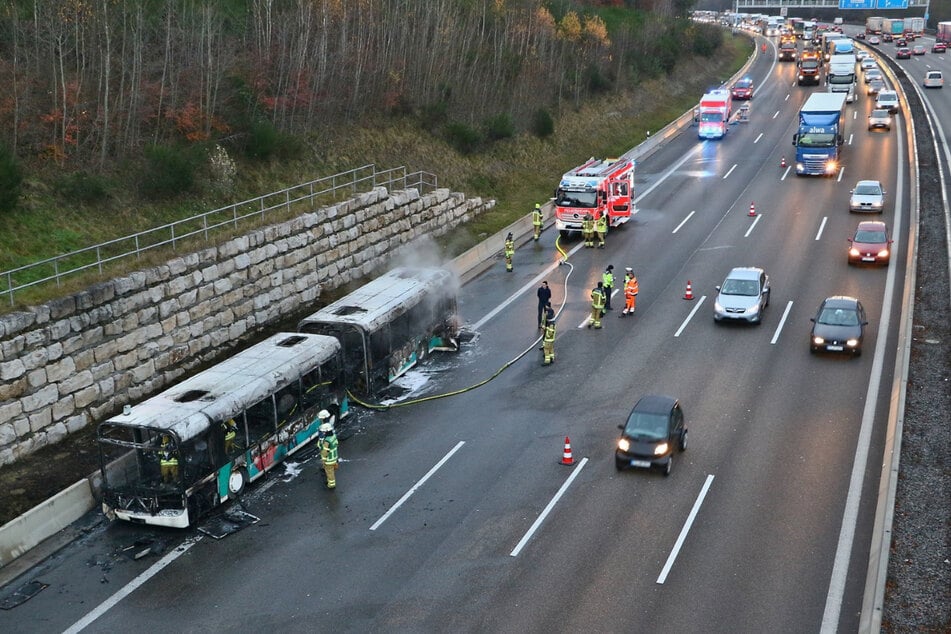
[317,410,338,490]
[621,267,639,316]
[542,315,556,365]
[602,265,615,311]
[532,203,543,241]
[595,212,608,248]
[159,436,179,484]
[582,213,595,248]
[223,418,238,455]
[504,232,515,272]
[589,281,606,329]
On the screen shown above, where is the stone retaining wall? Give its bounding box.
[0,186,492,467]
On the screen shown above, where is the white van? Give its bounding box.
[923,71,943,89]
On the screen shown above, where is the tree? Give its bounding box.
[0,144,23,212]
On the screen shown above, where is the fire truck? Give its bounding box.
[553,157,636,238]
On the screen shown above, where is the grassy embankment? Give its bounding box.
[0,35,752,312]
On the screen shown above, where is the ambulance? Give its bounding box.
[553,158,636,238]
[697,89,732,139]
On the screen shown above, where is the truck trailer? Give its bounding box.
[904,17,924,35]
[939,22,951,45]
[865,16,883,34]
[794,92,847,176]
[882,18,904,35]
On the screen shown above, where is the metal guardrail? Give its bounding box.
[734,0,928,7]
[1,165,437,306]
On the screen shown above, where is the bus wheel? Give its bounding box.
[228,467,247,497]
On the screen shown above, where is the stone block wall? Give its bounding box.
[0,186,492,467]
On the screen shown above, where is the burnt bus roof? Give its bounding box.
[297,266,455,334]
[100,332,341,443]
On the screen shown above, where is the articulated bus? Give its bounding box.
[298,266,460,395]
[97,332,348,528]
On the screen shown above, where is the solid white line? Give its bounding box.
[722,164,737,179]
[744,214,762,238]
[672,211,695,234]
[510,457,588,557]
[782,166,792,180]
[754,132,763,144]
[674,296,706,337]
[370,441,465,531]
[770,300,794,345]
[64,537,202,633]
[656,474,715,584]
[472,257,580,331]
[772,111,780,119]
[816,216,828,240]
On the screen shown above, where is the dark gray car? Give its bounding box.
[809,296,868,356]
[615,395,687,476]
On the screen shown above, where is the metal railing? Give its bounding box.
[734,0,928,7]
[1,165,437,306]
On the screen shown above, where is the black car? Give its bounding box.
[810,296,868,356]
[615,395,687,476]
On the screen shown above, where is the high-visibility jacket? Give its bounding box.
[602,270,614,289]
[544,322,556,342]
[625,276,639,297]
[582,217,595,233]
[591,288,605,310]
[532,207,543,226]
[160,450,178,467]
[321,435,339,464]
[504,238,515,257]
[595,214,608,233]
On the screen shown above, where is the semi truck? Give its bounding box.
[827,54,857,103]
[939,22,951,45]
[553,158,636,238]
[865,16,883,34]
[904,17,924,35]
[793,92,847,177]
[697,89,732,140]
[882,18,904,35]
[821,32,847,60]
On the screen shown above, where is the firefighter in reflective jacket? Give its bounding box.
[595,213,608,249]
[582,214,595,248]
[532,203,543,241]
[589,282,606,329]
[504,232,515,272]
[318,411,338,489]
[542,316,556,365]
[223,418,238,455]
[159,436,178,484]
[602,265,615,311]
[621,268,639,316]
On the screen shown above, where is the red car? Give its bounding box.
[933,42,947,53]
[731,77,754,100]
[848,220,892,265]
[896,47,912,59]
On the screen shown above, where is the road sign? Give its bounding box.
[876,0,909,8]
[839,0,875,9]
[781,7,788,16]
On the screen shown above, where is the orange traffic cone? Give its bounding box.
[561,437,574,465]
[748,201,757,217]
[780,156,787,168]
[683,280,694,300]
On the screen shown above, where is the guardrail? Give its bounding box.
[1,165,437,306]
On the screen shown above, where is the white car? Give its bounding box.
[875,90,899,113]
[860,58,878,74]
[849,180,887,213]
[867,109,892,131]
[923,70,943,89]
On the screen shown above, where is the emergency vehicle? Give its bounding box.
[553,157,636,238]
[697,89,732,140]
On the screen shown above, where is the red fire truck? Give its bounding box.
[553,157,636,238]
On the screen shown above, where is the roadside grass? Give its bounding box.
[0,35,751,313]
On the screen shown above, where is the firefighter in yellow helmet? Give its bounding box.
[223,418,238,455]
[582,213,595,248]
[595,212,608,249]
[589,281,606,329]
[317,410,339,490]
[159,435,179,484]
[532,203,543,241]
[504,232,515,272]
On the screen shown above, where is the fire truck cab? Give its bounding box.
[554,157,636,238]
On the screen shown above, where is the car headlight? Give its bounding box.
[878,249,889,257]
[849,247,861,256]
[748,303,760,314]
[813,336,825,345]
[846,339,859,347]
[618,438,630,452]
[654,442,669,456]
[714,300,723,313]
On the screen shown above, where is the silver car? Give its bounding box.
[714,267,770,324]
[849,180,886,212]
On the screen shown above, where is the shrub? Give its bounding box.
[244,121,303,161]
[531,108,555,139]
[55,171,109,205]
[444,122,482,154]
[139,144,199,199]
[0,145,23,212]
[483,113,515,141]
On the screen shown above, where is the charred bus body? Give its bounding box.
[298,266,460,396]
[97,332,347,527]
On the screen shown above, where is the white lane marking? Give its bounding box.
[674,295,706,337]
[770,301,794,345]
[472,258,581,331]
[744,214,762,238]
[853,111,857,120]
[848,133,854,145]
[510,457,588,557]
[64,537,202,633]
[837,167,845,183]
[785,93,790,101]
[370,441,465,531]
[672,211,696,234]
[820,93,907,633]
[816,216,828,240]
[754,133,764,144]
[722,164,737,179]
[782,166,792,180]
[632,144,703,203]
[578,316,591,329]
[656,474,715,584]
[773,111,780,119]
